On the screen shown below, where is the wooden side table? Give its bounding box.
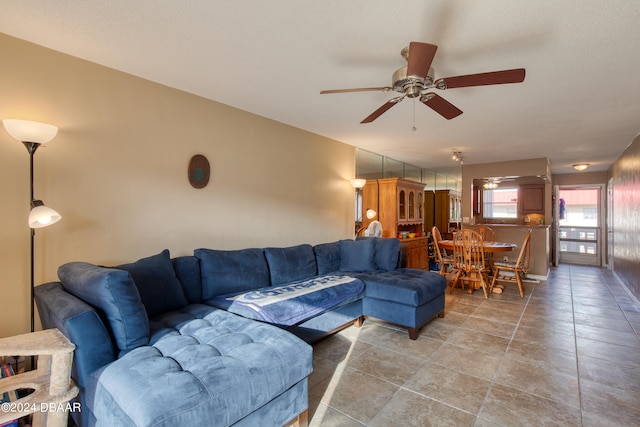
[0,329,78,427]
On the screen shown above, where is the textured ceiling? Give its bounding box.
[2,0,640,174]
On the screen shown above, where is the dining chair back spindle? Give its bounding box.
[450,229,491,299]
[473,225,495,242]
[432,226,455,276]
[490,229,532,298]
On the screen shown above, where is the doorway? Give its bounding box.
[555,185,605,266]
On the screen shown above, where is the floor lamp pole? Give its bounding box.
[25,141,39,334]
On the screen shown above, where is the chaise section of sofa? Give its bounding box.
[87,304,311,426]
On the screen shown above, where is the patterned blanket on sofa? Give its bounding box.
[208,275,365,326]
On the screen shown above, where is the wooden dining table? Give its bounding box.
[438,240,517,253]
[438,240,517,292]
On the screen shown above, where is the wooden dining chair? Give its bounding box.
[490,229,532,298]
[450,229,490,299]
[432,226,455,276]
[473,225,495,242]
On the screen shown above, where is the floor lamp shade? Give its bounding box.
[29,200,62,228]
[2,119,58,144]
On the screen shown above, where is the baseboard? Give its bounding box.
[612,270,640,307]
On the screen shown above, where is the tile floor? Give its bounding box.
[308,264,640,426]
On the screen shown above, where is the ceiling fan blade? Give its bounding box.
[438,68,526,89]
[361,97,404,124]
[421,93,463,120]
[320,87,392,94]
[406,42,438,80]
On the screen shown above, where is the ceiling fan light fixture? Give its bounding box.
[573,163,589,171]
[483,182,498,189]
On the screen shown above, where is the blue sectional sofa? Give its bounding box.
[35,237,446,427]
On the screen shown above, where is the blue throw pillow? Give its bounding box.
[264,244,317,286]
[117,250,188,317]
[374,238,401,271]
[195,248,271,300]
[339,239,376,272]
[314,241,341,275]
[58,262,149,352]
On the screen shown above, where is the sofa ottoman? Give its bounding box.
[359,269,447,339]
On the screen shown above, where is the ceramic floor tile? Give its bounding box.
[369,389,477,427]
[469,305,523,324]
[431,343,502,380]
[504,340,578,375]
[522,304,575,322]
[346,345,423,385]
[312,334,373,365]
[418,318,460,341]
[445,300,481,316]
[576,337,640,368]
[577,354,640,391]
[402,363,492,414]
[572,295,620,309]
[494,356,581,408]
[579,378,640,427]
[316,366,399,424]
[377,330,444,360]
[572,303,629,320]
[517,314,576,336]
[573,311,636,333]
[309,404,364,427]
[513,322,577,353]
[447,328,511,356]
[460,315,518,340]
[574,323,640,349]
[479,383,582,426]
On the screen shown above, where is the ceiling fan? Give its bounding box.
[320,42,525,123]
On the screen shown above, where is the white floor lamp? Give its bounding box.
[3,119,62,334]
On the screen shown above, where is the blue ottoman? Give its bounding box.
[359,269,447,339]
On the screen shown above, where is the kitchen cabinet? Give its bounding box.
[519,184,545,213]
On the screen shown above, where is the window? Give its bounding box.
[483,188,518,218]
[583,207,596,220]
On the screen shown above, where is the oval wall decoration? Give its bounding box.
[188,154,210,189]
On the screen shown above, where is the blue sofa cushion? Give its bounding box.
[359,269,447,306]
[58,262,149,352]
[117,250,188,317]
[195,248,270,300]
[339,239,376,272]
[172,256,202,304]
[264,244,317,286]
[373,237,401,271]
[314,241,341,274]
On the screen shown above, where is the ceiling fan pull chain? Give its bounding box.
[412,98,417,131]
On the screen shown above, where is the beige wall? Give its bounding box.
[0,34,355,337]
